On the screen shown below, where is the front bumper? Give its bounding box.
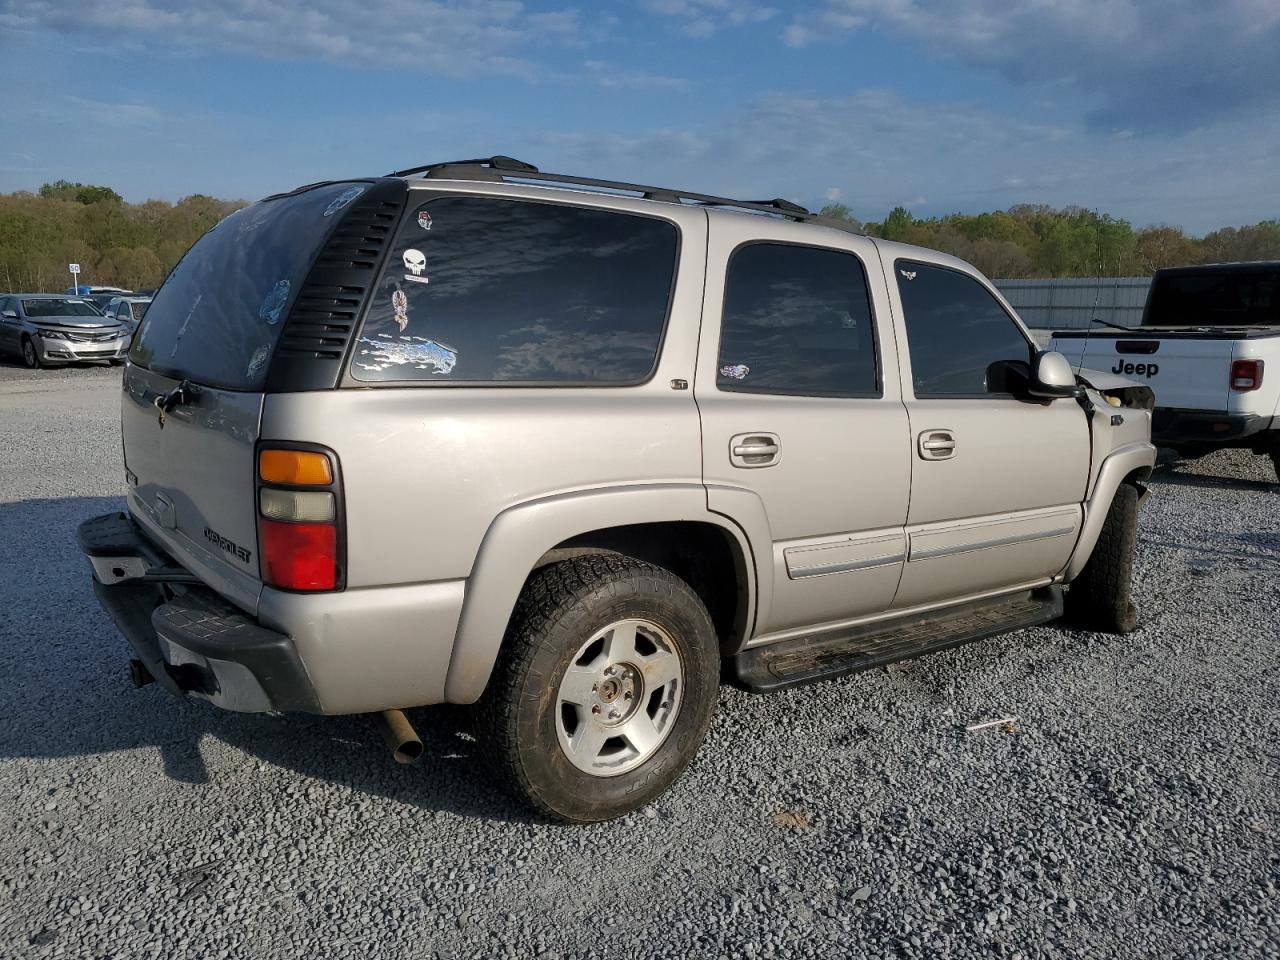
[38,334,130,363]
[78,512,321,713]
[1151,408,1274,448]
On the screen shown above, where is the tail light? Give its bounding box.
[257,446,343,591]
[1229,359,1263,392]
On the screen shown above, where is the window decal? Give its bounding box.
[246,344,271,378]
[258,279,290,325]
[355,336,457,375]
[391,288,409,332]
[417,210,432,231]
[719,363,750,380]
[322,185,364,217]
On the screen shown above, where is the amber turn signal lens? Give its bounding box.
[259,449,333,485]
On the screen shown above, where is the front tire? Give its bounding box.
[476,555,719,823]
[1065,483,1140,634]
[21,336,41,369]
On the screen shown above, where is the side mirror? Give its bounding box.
[1028,350,1081,400]
[1,309,17,320]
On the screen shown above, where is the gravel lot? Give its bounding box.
[1,361,1277,960]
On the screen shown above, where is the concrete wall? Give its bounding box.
[996,277,1151,332]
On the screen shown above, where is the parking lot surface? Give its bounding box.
[1,361,1277,959]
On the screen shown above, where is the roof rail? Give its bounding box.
[385,156,840,226]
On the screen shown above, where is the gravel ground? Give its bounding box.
[1,361,1277,960]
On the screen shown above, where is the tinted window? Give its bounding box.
[131,301,149,321]
[896,261,1031,397]
[1145,267,1280,327]
[131,182,369,390]
[351,197,678,384]
[716,243,878,397]
[22,299,102,317]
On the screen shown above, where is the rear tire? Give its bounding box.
[1065,483,1140,634]
[475,555,719,823]
[21,335,41,370]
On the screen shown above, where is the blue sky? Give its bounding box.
[1,0,1277,233]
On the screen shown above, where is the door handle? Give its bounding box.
[918,429,956,460]
[729,433,781,468]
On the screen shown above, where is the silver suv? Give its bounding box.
[79,157,1156,822]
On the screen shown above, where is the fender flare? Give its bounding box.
[443,483,770,704]
[1064,441,1156,582]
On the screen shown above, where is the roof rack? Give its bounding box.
[386,156,838,226]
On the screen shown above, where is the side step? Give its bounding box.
[732,587,1063,692]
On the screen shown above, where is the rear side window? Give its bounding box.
[716,243,878,397]
[1145,268,1279,327]
[896,260,1031,397]
[130,182,369,391]
[350,197,678,384]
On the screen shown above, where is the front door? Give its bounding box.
[697,227,911,640]
[884,257,1090,609]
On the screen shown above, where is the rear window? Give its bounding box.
[130,182,369,390]
[23,299,102,317]
[130,301,150,321]
[349,196,678,384]
[1145,267,1280,327]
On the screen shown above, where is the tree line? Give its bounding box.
[0,181,245,293]
[1,180,1276,293]
[821,203,1280,279]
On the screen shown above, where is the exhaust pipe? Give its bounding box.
[376,709,423,764]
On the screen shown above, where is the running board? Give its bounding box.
[732,587,1063,692]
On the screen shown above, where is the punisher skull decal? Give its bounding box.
[402,248,429,284]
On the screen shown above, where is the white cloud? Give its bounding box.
[583,60,689,91]
[529,89,1280,233]
[783,0,1280,131]
[0,0,585,78]
[644,0,778,38]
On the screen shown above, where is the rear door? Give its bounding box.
[697,223,911,640]
[122,180,386,613]
[886,257,1090,609]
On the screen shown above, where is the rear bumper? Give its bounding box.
[1152,408,1275,448]
[79,511,467,714]
[80,513,320,713]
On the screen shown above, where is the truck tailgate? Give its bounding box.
[1049,332,1234,411]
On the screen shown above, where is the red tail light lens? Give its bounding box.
[1230,359,1263,392]
[260,520,337,591]
[257,445,342,592]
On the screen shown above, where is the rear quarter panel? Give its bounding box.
[259,196,710,590]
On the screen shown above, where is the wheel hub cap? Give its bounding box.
[555,618,683,777]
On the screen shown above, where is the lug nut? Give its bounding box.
[591,705,601,715]
[623,691,633,700]
[609,709,619,720]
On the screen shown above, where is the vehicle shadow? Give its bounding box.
[0,495,538,825]
[1148,462,1276,493]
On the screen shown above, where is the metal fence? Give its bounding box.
[994,277,1151,331]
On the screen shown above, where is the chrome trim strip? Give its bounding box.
[909,525,1077,562]
[790,551,906,579]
